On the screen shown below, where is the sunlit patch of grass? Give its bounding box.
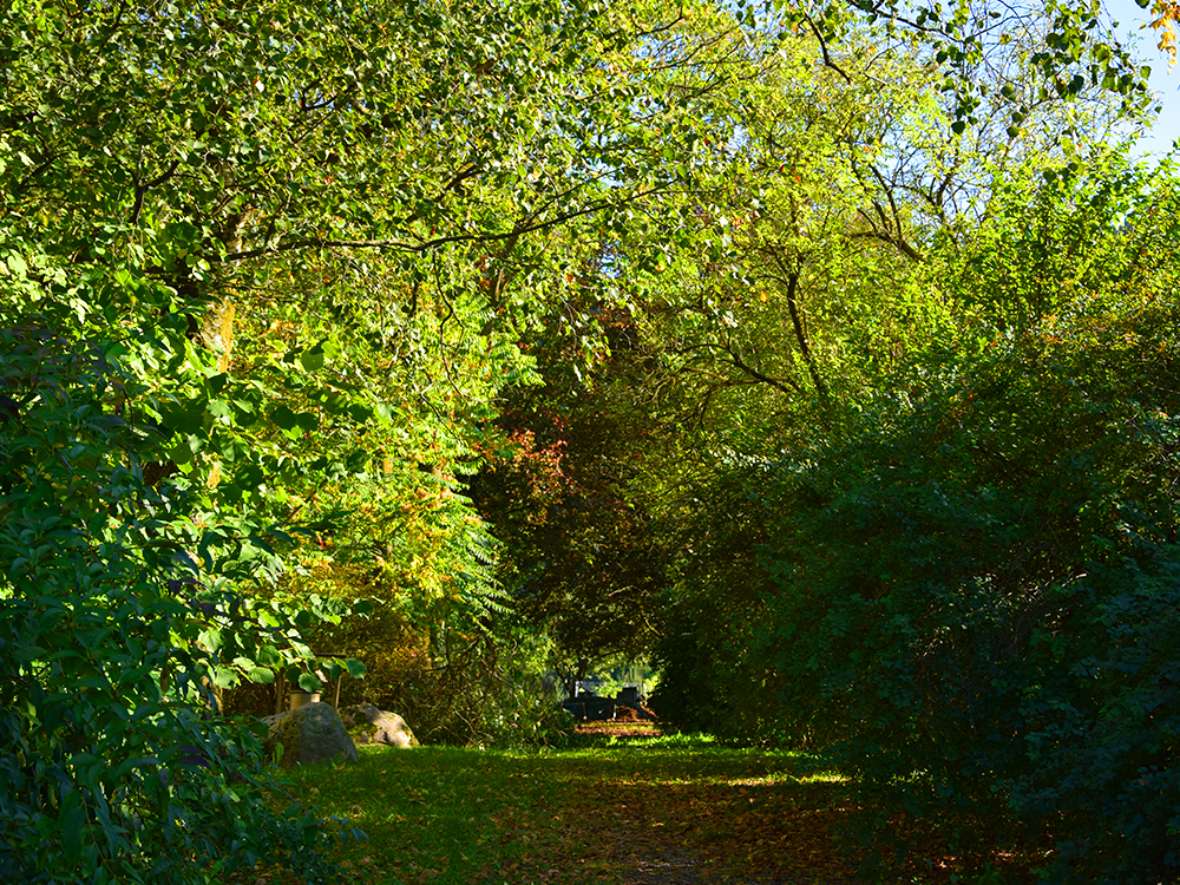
[793,772,849,784]
[286,739,853,883]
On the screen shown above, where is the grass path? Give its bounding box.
[288,734,858,884]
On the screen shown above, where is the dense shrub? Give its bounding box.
[0,294,337,881]
[310,609,573,747]
[654,162,1180,879]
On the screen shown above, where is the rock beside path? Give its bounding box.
[265,702,358,766]
[339,703,418,748]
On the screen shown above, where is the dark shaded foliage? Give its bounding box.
[654,162,1180,880]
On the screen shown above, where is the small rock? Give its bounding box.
[338,703,418,748]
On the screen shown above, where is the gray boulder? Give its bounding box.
[265,702,358,766]
[338,703,418,748]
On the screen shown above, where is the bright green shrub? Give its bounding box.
[0,265,341,880]
[0,0,665,873]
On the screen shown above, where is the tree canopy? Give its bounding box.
[1,0,1177,880]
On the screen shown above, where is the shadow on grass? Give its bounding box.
[285,737,857,884]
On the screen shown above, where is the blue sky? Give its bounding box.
[1107,0,1180,156]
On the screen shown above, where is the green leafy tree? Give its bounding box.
[0,0,713,876]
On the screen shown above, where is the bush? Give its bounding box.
[309,606,573,747]
[0,311,337,881]
[653,161,1180,879]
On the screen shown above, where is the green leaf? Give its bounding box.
[59,791,86,863]
[212,667,238,689]
[4,252,28,277]
[258,609,281,628]
[169,438,194,465]
[294,410,319,432]
[161,397,207,434]
[300,345,325,371]
[198,628,223,653]
[297,671,321,692]
[271,404,299,430]
[271,405,317,434]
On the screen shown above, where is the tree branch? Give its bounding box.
[221,188,665,263]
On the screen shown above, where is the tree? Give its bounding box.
[0,0,708,876]
[470,302,668,691]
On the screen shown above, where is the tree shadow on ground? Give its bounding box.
[290,741,858,884]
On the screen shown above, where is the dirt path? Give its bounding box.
[522,734,857,883]
[290,730,859,884]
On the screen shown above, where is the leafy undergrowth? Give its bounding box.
[285,733,855,884]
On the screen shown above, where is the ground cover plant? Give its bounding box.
[288,736,857,884]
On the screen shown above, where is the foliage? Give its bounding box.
[2,0,1177,878]
[0,225,344,880]
[0,0,712,875]
[651,156,1180,879]
[319,611,572,747]
[469,310,668,686]
[795,0,1158,131]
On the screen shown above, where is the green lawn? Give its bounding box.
[283,735,855,884]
